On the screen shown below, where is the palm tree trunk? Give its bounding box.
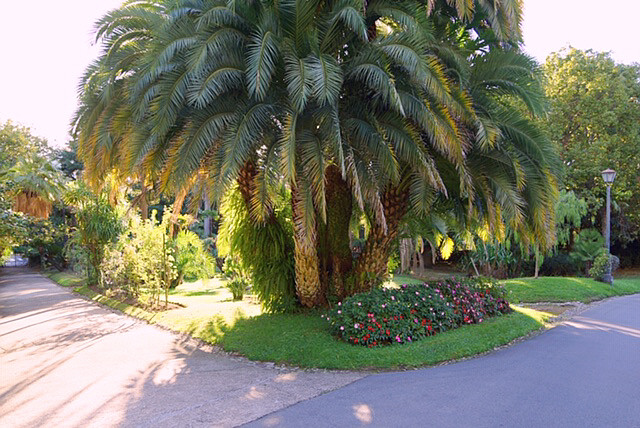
[352,186,408,292]
[291,182,325,307]
[237,161,256,209]
[202,190,210,237]
[169,186,188,237]
[237,160,274,223]
[322,165,353,299]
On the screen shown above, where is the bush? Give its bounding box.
[325,278,512,347]
[590,252,620,282]
[539,252,581,276]
[74,196,122,285]
[570,229,605,274]
[173,230,216,285]
[226,278,248,301]
[101,210,176,307]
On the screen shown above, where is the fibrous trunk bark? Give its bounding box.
[352,186,409,292]
[317,165,353,300]
[237,161,257,210]
[291,182,325,307]
[237,160,273,223]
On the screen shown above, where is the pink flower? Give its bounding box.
[357,302,362,306]
[340,326,345,330]
[391,296,395,301]
[337,310,342,314]
[354,323,359,329]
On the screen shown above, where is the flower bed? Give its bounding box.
[325,278,512,347]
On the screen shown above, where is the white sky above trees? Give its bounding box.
[0,0,638,149]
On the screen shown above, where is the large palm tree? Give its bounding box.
[74,0,557,308]
[75,0,470,306]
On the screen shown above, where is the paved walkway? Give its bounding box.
[0,269,363,427]
[248,294,640,427]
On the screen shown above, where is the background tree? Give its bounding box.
[543,48,640,248]
[0,120,51,171]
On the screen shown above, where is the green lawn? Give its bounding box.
[502,276,640,303]
[45,270,553,369]
[217,307,547,369]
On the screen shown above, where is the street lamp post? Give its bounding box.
[601,168,616,285]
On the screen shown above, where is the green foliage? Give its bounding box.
[101,210,176,307]
[218,187,296,313]
[539,253,581,277]
[326,278,511,347]
[0,120,51,171]
[173,230,216,284]
[0,246,11,265]
[544,48,640,244]
[589,252,619,282]
[570,228,605,269]
[0,197,29,257]
[226,278,248,301]
[462,237,525,279]
[222,256,246,280]
[589,252,610,282]
[555,190,588,249]
[387,250,400,274]
[74,196,122,285]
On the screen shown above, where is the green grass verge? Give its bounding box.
[46,271,85,288]
[216,307,548,369]
[503,276,640,303]
[45,270,551,370]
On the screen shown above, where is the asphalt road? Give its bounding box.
[247,293,640,427]
[0,268,363,427]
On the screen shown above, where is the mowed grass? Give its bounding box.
[502,276,640,303]
[217,306,548,369]
[46,270,552,369]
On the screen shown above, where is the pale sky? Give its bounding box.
[0,0,638,149]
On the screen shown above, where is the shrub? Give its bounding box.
[539,253,581,276]
[326,278,512,347]
[173,230,216,285]
[570,229,605,274]
[74,196,122,285]
[589,252,620,282]
[226,278,248,301]
[101,210,176,307]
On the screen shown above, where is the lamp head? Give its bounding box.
[601,168,616,184]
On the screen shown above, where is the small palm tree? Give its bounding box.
[1,156,65,219]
